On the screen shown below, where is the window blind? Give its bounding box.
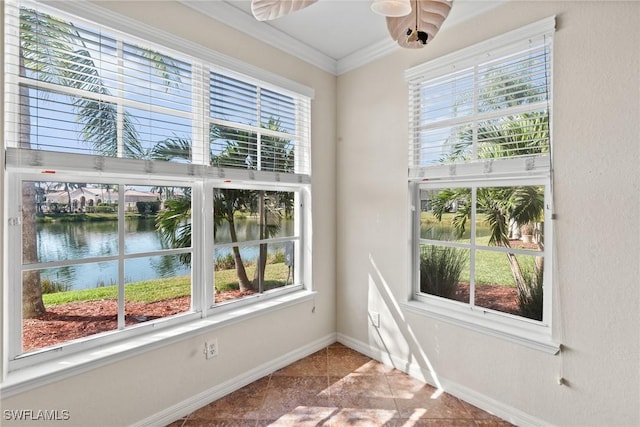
[406,17,554,174]
[5,1,311,177]
[209,72,311,176]
[5,4,193,160]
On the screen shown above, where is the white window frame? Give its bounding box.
[204,181,309,314]
[2,0,314,379]
[6,171,202,369]
[403,17,559,353]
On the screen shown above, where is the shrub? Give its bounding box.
[215,253,235,271]
[420,245,467,299]
[517,263,544,321]
[269,250,286,264]
[41,278,70,294]
[95,204,116,213]
[136,201,161,215]
[215,282,240,292]
[48,203,65,213]
[58,214,87,222]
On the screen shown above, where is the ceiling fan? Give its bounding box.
[250,0,454,48]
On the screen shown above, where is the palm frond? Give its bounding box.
[156,198,192,261]
[477,187,511,247]
[510,186,544,225]
[139,48,183,91]
[151,136,192,161]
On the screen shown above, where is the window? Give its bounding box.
[406,17,557,350]
[4,1,312,368]
[212,187,302,305]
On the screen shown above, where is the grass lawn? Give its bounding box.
[43,262,291,306]
[421,212,540,287]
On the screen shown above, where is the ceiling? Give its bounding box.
[180,0,505,75]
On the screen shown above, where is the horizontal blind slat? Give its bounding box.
[7,1,311,176]
[408,20,552,171]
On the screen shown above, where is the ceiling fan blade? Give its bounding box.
[251,0,318,21]
[386,0,453,48]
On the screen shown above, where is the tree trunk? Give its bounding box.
[534,255,544,287]
[65,183,72,212]
[534,238,544,287]
[253,191,267,290]
[227,213,254,291]
[20,54,46,318]
[256,243,268,291]
[22,183,46,318]
[506,252,530,300]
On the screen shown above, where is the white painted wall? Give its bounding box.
[336,1,639,426]
[2,1,639,426]
[0,0,5,387]
[0,2,337,425]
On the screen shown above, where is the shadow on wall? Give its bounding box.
[367,253,444,396]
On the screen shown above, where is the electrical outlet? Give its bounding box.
[370,311,380,328]
[204,339,218,359]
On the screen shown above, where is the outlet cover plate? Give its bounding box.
[205,339,218,359]
[370,311,380,328]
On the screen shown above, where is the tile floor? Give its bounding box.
[168,343,513,426]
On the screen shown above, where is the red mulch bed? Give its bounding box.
[454,283,519,315]
[22,290,255,353]
[22,285,520,353]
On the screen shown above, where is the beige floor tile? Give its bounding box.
[327,408,399,426]
[272,349,328,377]
[256,406,338,427]
[328,346,378,376]
[183,419,257,427]
[173,345,512,427]
[393,419,477,426]
[328,373,397,411]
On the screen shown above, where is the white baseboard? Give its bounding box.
[336,333,551,427]
[136,332,549,427]
[134,332,337,427]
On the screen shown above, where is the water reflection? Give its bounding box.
[36,217,292,290]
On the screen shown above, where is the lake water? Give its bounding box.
[36,217,293,290]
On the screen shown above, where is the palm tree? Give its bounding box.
[211,119,295,173]
[213,188,256,290]
[21,183,45,318]
[430,114,548,319]
[154,120,292,292]
[258,118,295,173]
[443,112,549,163]
[215,122,291,289]
[19,9,71,317]
[17,7,181,316]
[155,195,192,265]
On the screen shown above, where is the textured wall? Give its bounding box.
[2,1,639,426]
[336,1,639,425]
[0,2,337,425]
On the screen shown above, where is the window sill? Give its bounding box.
[1,290,316,398]
[401,300,560,354]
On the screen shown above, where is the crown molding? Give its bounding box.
[337,0,509,74]
[337,37,399,75]
[177,1,509,76]
[179,0,339,75]
[178,0,408,76]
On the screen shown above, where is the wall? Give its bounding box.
[0,0,5,387]
[3,1,639,426]
[0,2,337,426]
[336,1,639,426]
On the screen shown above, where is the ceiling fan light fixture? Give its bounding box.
[371,0,412,17]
